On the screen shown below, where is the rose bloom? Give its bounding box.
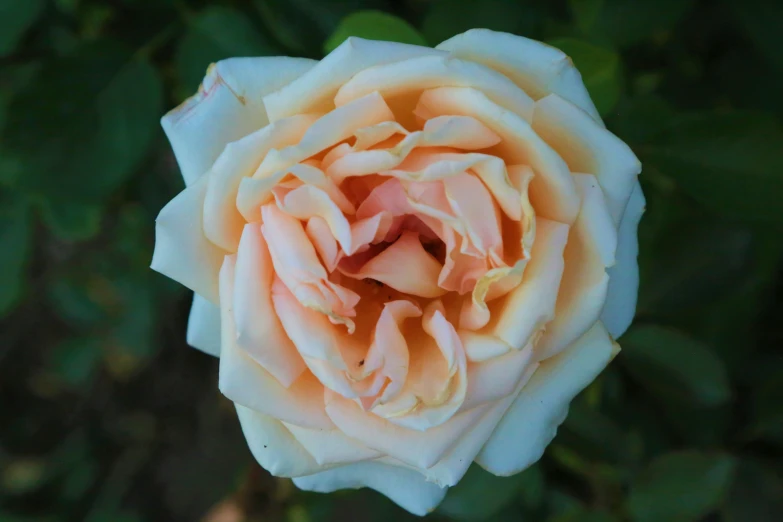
[152,29,643,515]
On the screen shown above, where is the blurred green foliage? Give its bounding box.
[1,0,782,521]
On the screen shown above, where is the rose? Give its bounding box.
[152,29,643,515]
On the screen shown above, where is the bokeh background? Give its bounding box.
[2,0,783,521]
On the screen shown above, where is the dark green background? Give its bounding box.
[1,0,782,521]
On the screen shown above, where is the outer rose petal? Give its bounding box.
[437,29,602,125]
[186,293,221,357]
[601,181,645,338]
[532,94,641,223]
[536,174,617,360]
[334,55,535,122]
[293,461,447,517]
[151,176,227,304]
[476,322,616,476]
[283,423,382,466]
[235,405,324,478]
[263,37,443,122]
[162,57,316,186]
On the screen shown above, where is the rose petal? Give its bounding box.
[162,57,316,185]
[340,231,446,298]
[484,219,570,349]
[458,330,512,362]
[415,87,579,224]
[293,460,447,517]
[537,174,617,360]
[264,37,443,122]
[602,181,645,338]
[151,176,227,304]
[460,344,534,412]
[261,204,359,326]
[203,114,317,251]
[235,405,324,478]
[325,390,488,469]
[335,55,534,121]
[186,293,221,357]
[234,223,307,386]
[476,322,616,476]
[533,94,641,223]
[283,423,381,466]
[437,29,602,125]
[218,255,333,430]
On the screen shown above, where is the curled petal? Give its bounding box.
[335,54,534,121]
[261,204,359,327]
[415,87,580,225]
[437,29,602,125]
[458,330,513,362]
[162,57,316,185]
[237,163,353,223]
[461,344,534,412]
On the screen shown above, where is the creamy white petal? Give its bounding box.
[162,57,315,186]
[151,176,227,304]
[284,423,382,466]
[235,404,324,478]
[437,29,602,125]
[264,37,443,122]
[460,345,534,412]
[533,94,641,223]
[537,174,617,360]
[293,460,448,516]
[601,181,645,338]
[186,293,221,357]
[335,55,534,121]
[476,322,616,476]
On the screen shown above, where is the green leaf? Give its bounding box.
[621,325,731,407]
[438,464,543,520]
[0,0,45,57]
[324,10,427,55]
[638,111,783,224]
[636,220,753,315]
[546,38,622,116]
[722,459,783,522]
[3,47,163,203]
[560,399,632,464]
[176,6,276,92]
[0,193,32,316]
[39,200,103,242]
[421,0,543,47]
[728,0,783,74]
[50,337,102,387]
[627,451,736,522]
[572,0,696,47]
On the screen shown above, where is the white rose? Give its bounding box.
[152,29,644,515]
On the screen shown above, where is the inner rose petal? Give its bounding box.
[261,204,359,330]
